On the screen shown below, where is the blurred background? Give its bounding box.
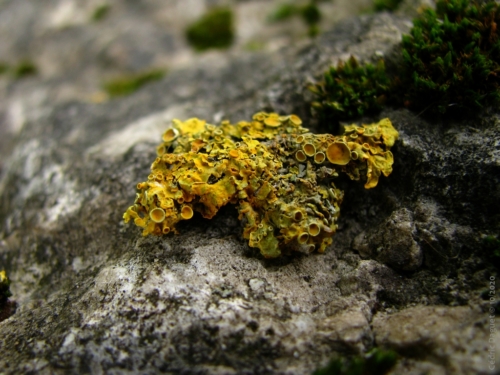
[0,0,420,160]
[0,0,403,103]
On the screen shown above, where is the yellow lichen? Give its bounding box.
[124,114,398,258]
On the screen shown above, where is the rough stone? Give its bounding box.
[352,208,422,271]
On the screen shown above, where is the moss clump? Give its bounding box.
[0,62,8,75]
[483,234,500,270]
[484,235,500,257]
[400,0,500,115]
[301,3,321,36]
[268,3,297,22]
[268,1,322,37]
[13,60,37,78]
[310,56,390,132]
[124,114,398,258]
[313,348,398,375]
[103,69,166,97]
[374,0,404,12]
[91,4,111,22]
[301,3,321,25]
[185,7,234,51]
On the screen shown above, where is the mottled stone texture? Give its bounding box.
[0,3,499,375]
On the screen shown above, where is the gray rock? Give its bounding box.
[352,208,422,271]
[0,3,499,375]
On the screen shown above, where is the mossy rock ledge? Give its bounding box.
[0,9,498,375]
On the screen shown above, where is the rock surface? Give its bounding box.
[0,1,499,374]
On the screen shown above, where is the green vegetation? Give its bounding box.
[483,234,500,270]
[0,62,8,75]
[103,69,166,97]
[310,0,500,128]
[301,3,321,36]
[268,3,297,22]
[92,4,111,22]
[313,349,398,375]
[0,62,9,74]
[484,235,500,257]
[186,7,234,51]
[268,1,322,37]
[310,56,390,132]
[374,0,404,12]
[12,60,37,78]
[244,40,265,52]
[0,271,11,302]
[400,0,500,115]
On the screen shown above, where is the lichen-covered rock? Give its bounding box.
[124,114,398,257]
[0,4,498,375]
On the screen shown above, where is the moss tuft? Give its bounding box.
[91,4,111,22]
[13,60,37,78]
[0,62,8,75]
[374,0,404,12]
[0,270,11,302]
[185,7,234,51]
[310,56,390,132]
[313,348,398,375]
[268,1,322,37]
[301,3,321,25]
[124,114,398,258]
[399,0,500,115]
[103,69,166,97]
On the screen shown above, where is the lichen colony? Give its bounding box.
[124,113,398,258]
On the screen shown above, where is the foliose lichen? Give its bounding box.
[400,0,500,115]
[313,348,398,375]
[124,113,398,258]
[310,56,390,132]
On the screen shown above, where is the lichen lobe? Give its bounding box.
[124,113,398,258]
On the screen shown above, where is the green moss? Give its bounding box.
[400,0,500,115]
[91,4,111,22]
[103,69,166,97]
[0,62,8,75]
[268,3,298,22]
[244,40,266,51]
[310,56,390,132]
[313,348,398,375]
[185,8,234,51]
[301,3,321,25]
[13,60,37,78]
[374,0,404,12]
[483,234,500,270]
[268,1,322,37]
[484,235,500,256]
